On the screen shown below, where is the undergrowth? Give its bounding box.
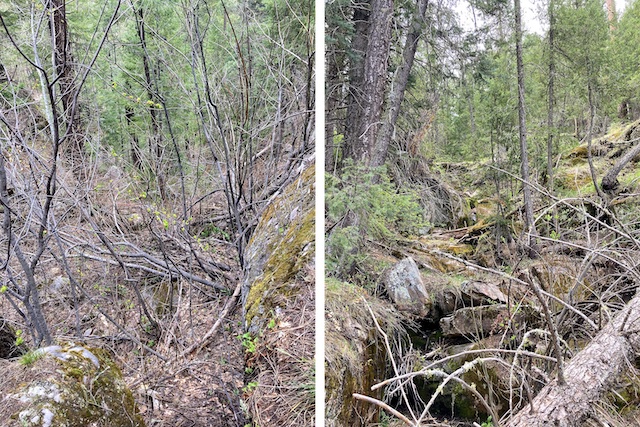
[326,161,426,279]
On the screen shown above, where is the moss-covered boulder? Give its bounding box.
[240,163,315,427]
[241,163,315,334]
[326,278,406,427]
[0,343,145,427]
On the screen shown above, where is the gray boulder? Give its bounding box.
[382,257,431,317]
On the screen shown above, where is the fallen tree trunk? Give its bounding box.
[601,122,640,194]
[506,293,640,427]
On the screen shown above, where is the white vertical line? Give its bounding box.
[315,0,326,425]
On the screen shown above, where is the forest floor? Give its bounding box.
[334,122,640,426]
[0,161,250,427]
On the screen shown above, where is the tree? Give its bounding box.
[546,0,556,199]
[371,0,429,168]
[0,0,122,345]
[506,291,640,427]
[346,0,393,166]
[514,0,539,256]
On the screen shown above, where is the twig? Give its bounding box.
[362,297,418,422]
[180,280,242,357]
[352,393,416,426]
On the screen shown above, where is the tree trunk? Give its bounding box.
[514,0,538,256]
[586,82,607,201]
[371,0,427,168]
[133,6,165,199]
[325,50,340,172]
[50,0,82,160]
[606,0,616,31]
[506,292,640,427]
[601,127,640,194]
[547,0,560,235]
[348,0,393,165]
[547,0,555,195]
[343,2,370,163]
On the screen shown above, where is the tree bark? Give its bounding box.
[371,0,428,168]
[325,49,340,172]
[506,293,640,427]
[606,0,616,31]
[547,0,555,195]
[514,0,538,256]
[349,0,393,165]
[547,0,559,235]
[343,2,370,163]
[50,0,82,159]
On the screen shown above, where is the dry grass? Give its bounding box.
[245,267,315,427]
[325,277,408,427]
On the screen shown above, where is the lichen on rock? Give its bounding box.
[240,162,315,427]
[241,163,315,334]
[382,257,432,318]
[0,342,145,427]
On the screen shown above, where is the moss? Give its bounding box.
[244,166,315,332]
[326,278,407,427]
[8,343,145,427]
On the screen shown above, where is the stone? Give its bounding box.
[240,163,315,427]
[382,257,432,318]
[326,279,405,427]
[241,164,315,334]
[461,280,508,306]
[440,303,540,339]
[440,304,509,338]
[0,342,145,427]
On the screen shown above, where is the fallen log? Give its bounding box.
[506,293,640,427]
[601,121,640,194]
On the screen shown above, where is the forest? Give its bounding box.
[325,0,640,426]
[0,1,314,427]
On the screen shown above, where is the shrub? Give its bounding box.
[326,161,426,278]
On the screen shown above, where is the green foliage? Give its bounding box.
[238,332,257,354]
[326,162,426,277]
[480,415,494,427]
[14,329,24,346]
[608,0,640,112]
[243,381,258,393]
[19,349,45,367]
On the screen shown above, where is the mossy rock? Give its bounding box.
[242,164,315,334]
[240,163,316,427]
[556,164,594,191]
[0,343,145,427]
[325,278,406,427]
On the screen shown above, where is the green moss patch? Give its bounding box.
[243,165,315,333]
[326,278,407,426]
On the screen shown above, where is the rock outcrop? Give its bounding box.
[326,278,405,427]
[382,257,432,317]
[0,343,145,427]
[240,162,315,427]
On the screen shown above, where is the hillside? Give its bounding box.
[326,119,640,426]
